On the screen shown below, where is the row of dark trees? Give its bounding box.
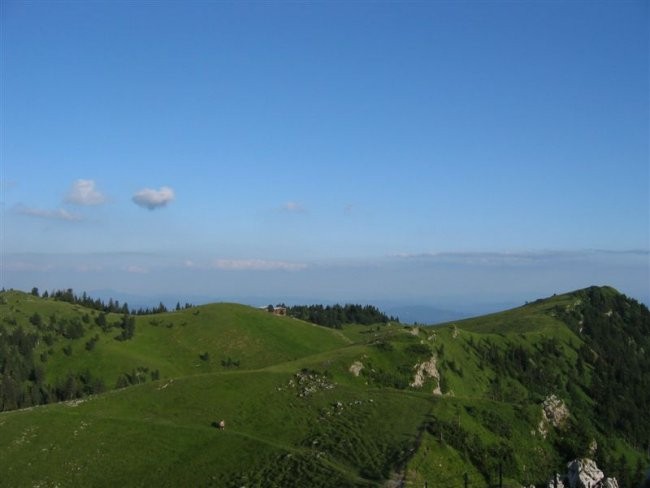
[31,287,193,315]
[284,304,398,329]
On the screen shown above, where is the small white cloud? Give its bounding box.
[65,179,106,206]
[15,205,83,222]
[212,259,307,271]
[132,186,175,210]
[281,201,305,213]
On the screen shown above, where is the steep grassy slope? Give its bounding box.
[1,286,648,487]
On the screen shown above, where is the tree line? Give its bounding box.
[31,287,193,315]
[283,303,398,329]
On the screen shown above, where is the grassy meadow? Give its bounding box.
[0,286,648,486]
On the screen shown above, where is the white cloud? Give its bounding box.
[391,250,566,266]
[212,259,307,271]
[132,186,175,210]
[65,179,106,206]
[15,205,83,221]
[281,201,305,213]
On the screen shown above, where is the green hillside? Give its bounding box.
[0,290,348,397]
[1,286,648,487]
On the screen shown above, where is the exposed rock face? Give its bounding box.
[410,355,442,395]
[538,394,570,438]
[543,394,570,427]
[349,361,363,377]
[567,458,603,487]
[600,478,618,488]
[547,458,618,488]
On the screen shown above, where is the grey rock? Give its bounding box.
[567,458,603,488]
[599,478,618,488]
[546,474,566,488]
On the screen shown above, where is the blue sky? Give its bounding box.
[1,1,648,309]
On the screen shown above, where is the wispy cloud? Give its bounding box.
[281,201,305,213]
[1,260,55,272]
[126,265,149,274]
[132,186,175,210]
[591,249,650,256]
[75,264,104,272]
[65,179,106,206]
[390,249,650,266]
[392,251,550,262]
[212,259,307,271]
[15,204,83,222]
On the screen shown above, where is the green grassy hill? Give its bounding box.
[0,291,348,389]
[0,286,648,487]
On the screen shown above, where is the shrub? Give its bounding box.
[374,341,394,352]
[405,343,432,357]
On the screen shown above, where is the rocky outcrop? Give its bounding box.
[548,458,618,488]
[567,458,603,487]
[543,394,570,427]
[349,361,363,377]
[600,479,619,488]
[410,355,442,395]
[538,394,569,438]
